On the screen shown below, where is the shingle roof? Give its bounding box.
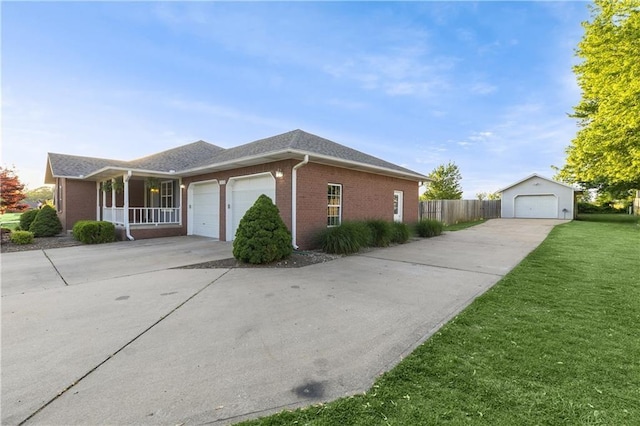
[46,129,426,182]
[212,129,421,176]
[130,141,224,172]
[47,153,131,178]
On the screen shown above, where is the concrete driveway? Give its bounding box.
[1,219,565,425]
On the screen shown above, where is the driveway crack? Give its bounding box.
[17,269,232,426]
[358,253,504,277]
[42,250,69,286]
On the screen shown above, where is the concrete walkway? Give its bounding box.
[1,219,565,425]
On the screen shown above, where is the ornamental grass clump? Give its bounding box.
[318,221,372,255]
[232,194,292,264]
[28,205,62,237]
[415,219,443,238]
[391,221,411,244]
[365,219,394,247]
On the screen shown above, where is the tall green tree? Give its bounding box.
[559,0,640,192]
[421,162,463,200]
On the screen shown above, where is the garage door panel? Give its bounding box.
[229,175,275,240]
[514,195,557,218]
[190,182,219,238]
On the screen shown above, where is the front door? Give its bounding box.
[393,190,403,222]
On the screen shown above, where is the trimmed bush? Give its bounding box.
[10,230,34,245]
[391,221,411,244]
[233,194,292,264]
[29,205,63,237]
[317,221,372,255]
[366,219,393,247]
[72,220,116,244]
[19,209,39,231]
[415,219,444,238]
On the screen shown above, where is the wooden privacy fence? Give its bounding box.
[419,200,501,224]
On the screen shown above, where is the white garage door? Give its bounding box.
[514,195,557,218]
[189,181,220,238]
[229,174,276,240]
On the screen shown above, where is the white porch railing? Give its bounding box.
[102,207,181,225]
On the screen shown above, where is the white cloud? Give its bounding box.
[470,82,497,95]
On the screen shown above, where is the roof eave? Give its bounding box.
[178,148,430,181]
[83,166,180,181]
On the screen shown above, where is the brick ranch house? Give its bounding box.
[45,129,429,249]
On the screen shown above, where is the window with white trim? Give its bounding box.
[327,184,342,227]
[161,181,174,208]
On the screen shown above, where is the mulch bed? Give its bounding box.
[177,251,342,269]
[0,233,84,253]
[1,232,341,268]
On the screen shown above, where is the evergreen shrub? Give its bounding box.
[73,220,116,244]
[232,194,292,264]
[19,209,39,231]
[10,230,34,245]
[29,205,62,237]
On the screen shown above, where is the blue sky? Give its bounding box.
[2,1,589,197]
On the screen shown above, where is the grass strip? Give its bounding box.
[240,215,640,425]
[443,219,486,232]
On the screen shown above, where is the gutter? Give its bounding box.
[291,155,309,249]
[123,171,135,241]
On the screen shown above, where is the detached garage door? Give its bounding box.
[514,195,557,218]
[228,174,276,240]
[189,181,220,238]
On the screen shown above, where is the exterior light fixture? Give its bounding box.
[275,169,284,179]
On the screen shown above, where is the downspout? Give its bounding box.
[124,171,135,241]
[291,154,309,249]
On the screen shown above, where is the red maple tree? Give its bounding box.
[1,166,29,214]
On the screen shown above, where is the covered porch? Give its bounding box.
[96,171,184,235]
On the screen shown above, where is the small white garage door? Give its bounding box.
[229,174,276,240]
[189,181,220,238]
[514,195,557,218]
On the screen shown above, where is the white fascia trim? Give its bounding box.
[83,167,179,180]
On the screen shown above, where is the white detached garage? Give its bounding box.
[499,174,578,220]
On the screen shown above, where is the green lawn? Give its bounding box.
[0,212,22,230]
[443,219,486,231]
[240,215,640,425]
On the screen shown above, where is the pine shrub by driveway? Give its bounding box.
[28,205,62,237]
[232,194,292,264]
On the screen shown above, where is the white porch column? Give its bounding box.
[102,183,107,220]
[111,178,116,219]
[123,172,130,228]
[96,182,100,220]
[123,171,134,240]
